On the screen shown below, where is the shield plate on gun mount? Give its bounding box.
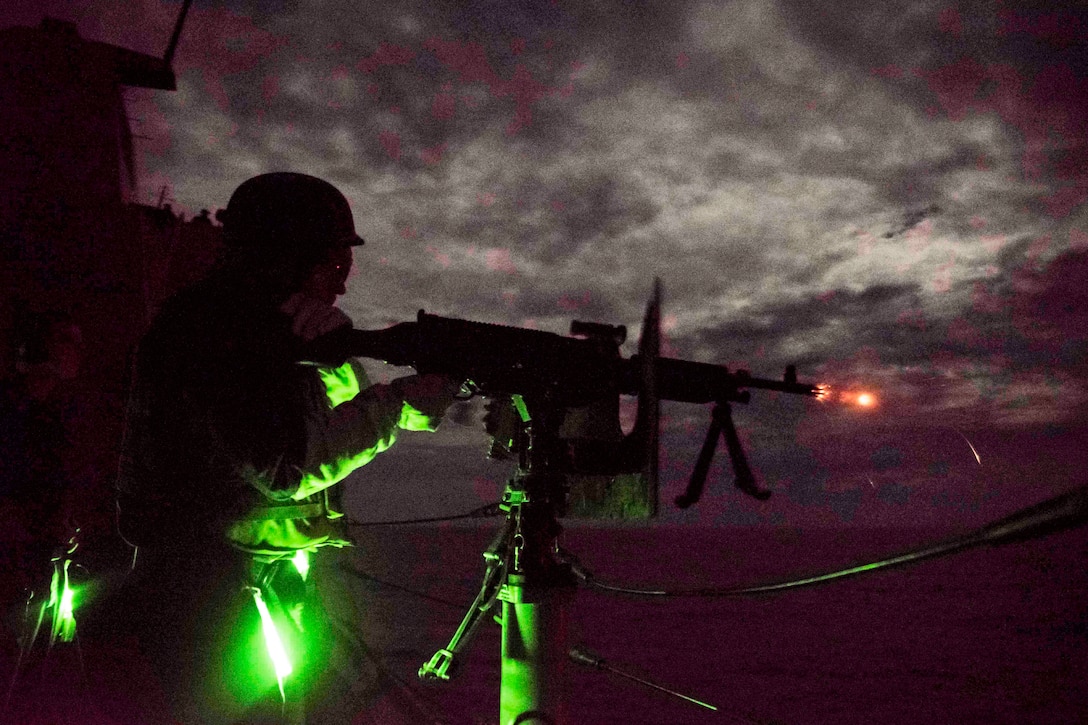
[566,280,661,519]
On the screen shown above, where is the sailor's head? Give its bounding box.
[219,172,365,302]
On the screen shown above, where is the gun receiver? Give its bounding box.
[305,311,624,407]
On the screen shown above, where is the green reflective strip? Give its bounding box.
[241,502,327,521]
[252,587,292,702]
[318,361,361,408]
[295,429,397,499]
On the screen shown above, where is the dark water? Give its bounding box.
[3,524,1082,724]
[342,523,1088,725]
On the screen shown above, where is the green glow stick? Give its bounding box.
[251,587,292,702]
[48,558,77,644]
[511,394,530,423]
[291,550,310,582]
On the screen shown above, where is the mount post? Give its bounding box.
[499,568,571,725]
[498,397,574,724]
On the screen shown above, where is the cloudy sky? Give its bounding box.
[6,0,1087,529]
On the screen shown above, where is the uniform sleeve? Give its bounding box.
[292,360,422,500]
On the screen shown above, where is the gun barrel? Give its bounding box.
[628,356,821,404]
[736,373,823,397]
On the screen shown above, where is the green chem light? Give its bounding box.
[511,394,530,423]
[48,558,78,644]
[291,550,310,582]
[251,587,292,702]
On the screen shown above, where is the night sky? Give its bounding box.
[5,0,1087,529]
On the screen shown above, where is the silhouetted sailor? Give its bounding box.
[105,172,458,724]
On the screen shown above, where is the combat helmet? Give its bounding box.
[220,172,365,250]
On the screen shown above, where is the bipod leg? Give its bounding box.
[418,517,514,681]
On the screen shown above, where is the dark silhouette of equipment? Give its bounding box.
[303,280,821,723]
[303,281,819,514]
[0,2,196,561]
[567,646,720,714]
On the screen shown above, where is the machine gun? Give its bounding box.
[304,281,823,511]
[303,281,823,724]
[307,310,819,406]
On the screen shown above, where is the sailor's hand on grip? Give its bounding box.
[391,373,462,424]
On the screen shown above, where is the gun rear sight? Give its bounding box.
[570,320,626,345]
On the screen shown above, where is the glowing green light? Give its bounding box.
[318,362,361,408]
[295,429,396,499]
[511,394,530,423]
[398,401,436,432]
[291,550,310,582]
[48,558,78,644]
[59,581,75,621]
[252,587,292,702]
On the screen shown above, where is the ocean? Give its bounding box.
[338,523,1088,725]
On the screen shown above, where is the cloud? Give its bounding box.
[9,0,1084,523]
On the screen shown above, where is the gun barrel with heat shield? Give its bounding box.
[625,355,822,404]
